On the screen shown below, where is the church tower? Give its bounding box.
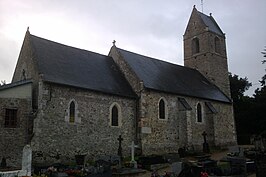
[184,6,231,98]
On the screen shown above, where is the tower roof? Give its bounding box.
[184,6,224,37]
[197,10,224,36]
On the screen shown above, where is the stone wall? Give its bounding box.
[31,81,136,165]
[212,102,237,147]
[139,91,180,155]
[0,98,32,167]
[139,89,235,154]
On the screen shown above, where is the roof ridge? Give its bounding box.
[117,47,184,67]
[29,34,109,58]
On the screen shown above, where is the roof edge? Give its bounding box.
[145,87,232,104]
[42,79,137,99]
[0,79,32,90]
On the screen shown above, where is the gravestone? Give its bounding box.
[227,156,247,176]
[22,145,32,176]
[202,131,210,153]
[228,146,244,157]
[254,135,265,152]
[0,157,7,168]
[171,162,183,176]
[128,141,138,168]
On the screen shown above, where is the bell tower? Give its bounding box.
[183,6,231,98]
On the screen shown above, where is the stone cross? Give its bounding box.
[22,145,32,176]
[129,141,138,168]
[202,131,210,153]
[117,135,123,159]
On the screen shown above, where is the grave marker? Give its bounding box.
[129,141,138,168]
[117,135,123,168]
[202,131,210,153]
[22,145,32,176]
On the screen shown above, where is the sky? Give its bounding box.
[0,0,265,96]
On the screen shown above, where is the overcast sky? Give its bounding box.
[0,0,265,96]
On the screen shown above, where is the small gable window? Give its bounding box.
[192,37,200,54]
[214,37,221,54]
[196,103,203,123]
[110,103,121,127]
[69,101,75,123]
[4,109,18,128]
[158,98,168,120]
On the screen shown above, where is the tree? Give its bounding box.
[229,73,253,144]
[260,46,266,86]
[229,73,252,102]
[251,46,266,133]
[262,46,266,63]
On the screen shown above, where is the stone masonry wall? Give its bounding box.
[212,102,237,147]
[139,89,234,154]
[0,98,32,167]
[31,82,136,165]
[140,91,180,155]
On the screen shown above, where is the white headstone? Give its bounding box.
[22,145,32,176]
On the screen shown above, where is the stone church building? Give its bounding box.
[0,7,236,166]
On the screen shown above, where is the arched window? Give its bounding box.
[159,98,167,119]
[214,37,221,53]
[192,38,200,54]
[69,101,75,123]
[110,103,121,127]
[196,103,203,123]
[65,99,80,124]
[111,105,119,126]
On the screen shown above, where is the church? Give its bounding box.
[0,7,237,166]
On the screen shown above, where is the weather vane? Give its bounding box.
[201,0,204,13]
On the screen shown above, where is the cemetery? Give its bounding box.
[0,133,265,177]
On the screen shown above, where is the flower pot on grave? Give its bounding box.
[75,155,86,165]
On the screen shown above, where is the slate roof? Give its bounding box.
[29,34,136,98]
[198,11,224,36]
[0,80,32,90]
[117,48,231,103]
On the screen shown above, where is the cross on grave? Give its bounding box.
[202,131,210,153]
[117,135,124,168]
[129,141,138,168]
[117,135,123,160]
